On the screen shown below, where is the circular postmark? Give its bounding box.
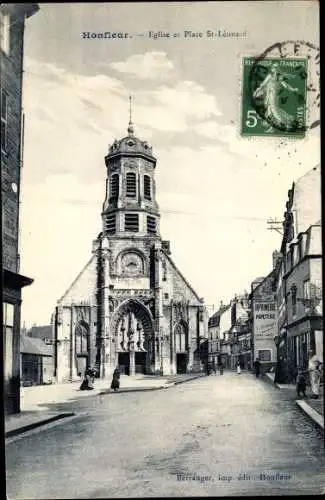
[248,40,320,135]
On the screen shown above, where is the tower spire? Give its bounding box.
[127,95,134,136]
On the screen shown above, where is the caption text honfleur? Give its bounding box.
[82,29,247,40]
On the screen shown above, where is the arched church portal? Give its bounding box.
[112,299,154,375]
[75,319,90,376]
[175,320,188,374]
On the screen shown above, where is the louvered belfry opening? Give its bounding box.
[126,172,136,197]
[125,213,139,232]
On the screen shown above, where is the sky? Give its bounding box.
[19,1,320,327]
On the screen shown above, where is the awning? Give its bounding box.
[3,269,33,289]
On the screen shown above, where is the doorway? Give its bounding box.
[176,353,187,374]
[135,352,147,374]
[118,352,130,375]
[76,355,88,377]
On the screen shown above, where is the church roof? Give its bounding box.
[107,129,155,159]
[107,100,156,160]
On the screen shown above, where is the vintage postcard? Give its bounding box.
[2,1,322,499]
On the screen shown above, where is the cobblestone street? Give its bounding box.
[6,373,325,498]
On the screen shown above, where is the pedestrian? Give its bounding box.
[219,362,224,375]
[236,361,241,375]
[79,366,94,391]
[274,355,285,384]
[110,367,120,392]
[296,367,307,399]
[308,349,322,399]
[253,358,261,378]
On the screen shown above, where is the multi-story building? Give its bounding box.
[218,302,233,368]
[250,272,278,373]
[52,119,208,381]
[274,165,322,382]
[1,4,39,414]
[208,294,251,370]
[229,294,251,370]
[208,302,228,368]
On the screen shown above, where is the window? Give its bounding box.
[164,293,169,300]
[258,350,271,362]
[75,321,89,355]
[1,89,8,152]
[175,323,186,352]
[303,280,310,299]
[147,216,156,234]
[144,175,151,200]
[110,174,119,200]
[298,238,303,261]
[126,172,136,197]
[291,285,297,316]
[105,214,116,234]
[289,246,294,268]
[0,12,10,55]
[125,213,139,232]
[3,302,14,380]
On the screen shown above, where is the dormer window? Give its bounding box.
[126,172,136,197]
[144,175,151,200]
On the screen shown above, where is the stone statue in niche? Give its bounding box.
[174,301,183,320]
[146,298,155,317]
[109,298,115,313]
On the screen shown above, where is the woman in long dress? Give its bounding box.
[111,367,120,391]
[80,366,94,391]
[236,362,241,375]
[253,63,299,130]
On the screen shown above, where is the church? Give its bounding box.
[53,111,208,382]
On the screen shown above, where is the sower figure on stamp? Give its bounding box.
[308,349,322,399]
[253,63,299,130]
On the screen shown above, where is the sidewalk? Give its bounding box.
[265,372,324,432]
[5,373,205,439]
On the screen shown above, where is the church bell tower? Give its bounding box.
[102,97,161,240]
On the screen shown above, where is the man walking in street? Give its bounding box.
[308,348,322,399]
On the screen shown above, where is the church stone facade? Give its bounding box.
[53,121,208,382]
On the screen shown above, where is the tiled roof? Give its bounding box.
[20,334,53,356]
[208,304,231,327]
[27,325,53,340]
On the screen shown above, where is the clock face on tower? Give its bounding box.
[120,252,144,276]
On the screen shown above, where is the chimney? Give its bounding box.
[272,250,281,269]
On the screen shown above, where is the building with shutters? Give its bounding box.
[53,116,208,382]
[1,3,39,414]
[274,165,322,382]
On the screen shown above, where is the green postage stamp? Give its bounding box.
[241,57,308,137]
